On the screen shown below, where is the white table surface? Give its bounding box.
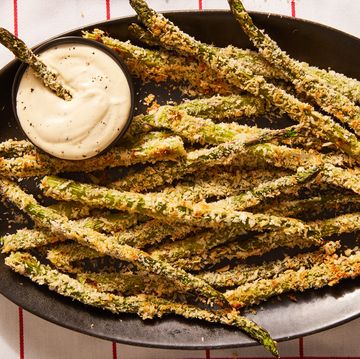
[0,1,359,358]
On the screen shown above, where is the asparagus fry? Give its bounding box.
[213,166,318,211]
[1,229,64,253]
[41,176,318,241]
[0,27,72,100]
[0,139,36,158]
[132,105,274,145]
[228,0,360,134]
[199,242,339,288]
[156,167,290,202]
[49,201,93,220]
[176,94,267,121]
[0,178,229,308]
[126,24,360,104]
[130,0,360,160]
[257,193,360,220]
[83,29,236,96]
[174,211,360,272]
[46,242,102,273]
[77,270,178,297]
[110,141,354,193]
[148,168,318,264]
[0,132,185,178]
[5,252,279,357]
[126,97,270,141]
[128,23,160,47]
[225,246,360,309]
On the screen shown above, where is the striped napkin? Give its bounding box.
[0,1,359,358]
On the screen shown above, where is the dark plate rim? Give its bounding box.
[0,10,359,350]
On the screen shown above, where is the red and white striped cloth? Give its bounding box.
[0,1,359,358]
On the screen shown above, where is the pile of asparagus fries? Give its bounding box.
[1,0,360,356]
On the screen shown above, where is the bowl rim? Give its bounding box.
[11,35,135,160]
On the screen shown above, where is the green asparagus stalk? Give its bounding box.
[83,29,236,96]
[148,168,318,264]
[110,141,354,193]
[1,210,142,253]
[49,201,95,219]
[126,23,360,104]
[0,132,185,178]
[130,0,360,160]
[2,216,194,260]
[127,111,267,145]
[77,270,179,297]
[199,242,339,288]
[1,229,64,253]
[41,176,318,241]
[0,139,36,158]
[5,251,279,357]
[156,167,290,202]
[310,67,360,104]
[228,0,360,135]
[173,210,360,272]
[78,212,141,234]
[225,246,360,309]
[172,226,324,272]
[0,178,230,308]
[149,228,245,264]
[213,166,318,211]
[257,193,360,220]
[315,212,360,238]
[0,28,72,100]
[173,211,360,272]
[126,97,271,141]
[176,94,268,121]
[76,242,339,293]
[128,23,160,47]
[46,242,102,273]
[129,23,285,80]
[131,107,274,145]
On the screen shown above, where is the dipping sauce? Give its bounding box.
[16,43,132,160]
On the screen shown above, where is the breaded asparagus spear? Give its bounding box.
[5,251,279,357]
[174,211,360,272]
[213,166,318,211]
[0,28,72,100]
[225,246,360,309]
[83,29,237,96]
[46,242,102,273]
[257,193,360,220]
[127,23,360,104]
[127,23,285,81]
[128,23,160,47]
[41,176,317,240]
[148,168,318,264]
[0,178,229,308]
[221,44,360,103]
[130,0,360,160]
[228,0,360,135]
[77,270,178,297]
[1,215,193,255]
[0,132,185,178]
[199,242,339,288]
[1,210,142,253]
[49,201,93,219]
[110,142,355,194]
[176,94,267,121]
[0,139,36,158]
[156,167,290,202]
[1,229,64,253]
[127,106,270,145]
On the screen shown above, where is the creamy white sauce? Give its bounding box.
[16,43,132,160]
